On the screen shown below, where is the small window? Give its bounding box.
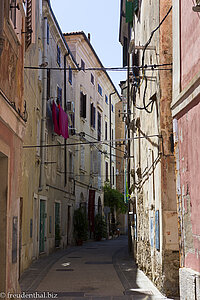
[98,84,102,96]
[10,0,17,28]
[47,22,49,45]
[81,59,85,71]
[105,162,108,182]
[57,86,62,106]
[80,92,87,118]
[97,112,101,141]
[69,66,72,85]
[47,69,51,100]
[111,104,114,112]
[91,74,94,85]
[90,103,96,129]
[105,95,108,104]
[57,45,61,66]
[105,121,108,140]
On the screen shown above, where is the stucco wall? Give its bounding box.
[178,95,200,273]
[180,0,200,90]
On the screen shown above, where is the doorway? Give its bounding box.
[39,199,46,253]
[0,153,8,292]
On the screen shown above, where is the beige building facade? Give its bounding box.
[64,32,120,237]
[0,0,26,294]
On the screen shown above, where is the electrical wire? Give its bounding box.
[24,63,172,72]
[133,6,173,113]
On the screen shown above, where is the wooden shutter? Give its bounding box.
[90,103,93,126]
[83,94,86,118]
[80,92,83,117]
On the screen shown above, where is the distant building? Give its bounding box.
[64,32,121,238]
[172,0,200,298]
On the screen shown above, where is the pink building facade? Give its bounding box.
[172,0,200,298]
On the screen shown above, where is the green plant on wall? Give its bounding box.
[73,207,88,244]
[94,214,107,241]
[103,182,128,215]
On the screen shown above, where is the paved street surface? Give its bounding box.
[20,236,177,300]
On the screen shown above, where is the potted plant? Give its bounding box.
[73,208,88,245]
[94,214,107,241]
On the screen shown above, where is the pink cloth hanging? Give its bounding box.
[52,101,61,135]
[59,105,69,139]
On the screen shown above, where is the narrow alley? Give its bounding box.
[19,236,174,300]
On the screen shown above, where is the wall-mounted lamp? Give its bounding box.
[193,0,200,12]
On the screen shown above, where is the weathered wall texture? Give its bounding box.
[0,0,26,294]
[180,0,200,90]
[178,95,200,272]
[131,0,179,296]
[172,0,200,298]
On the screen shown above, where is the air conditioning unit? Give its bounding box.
[66,101,74,112]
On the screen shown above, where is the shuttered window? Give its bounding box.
[10,0,17,28]
[57,45,61,66]
[80,92,86,118]
[97,112,101,141]
[90,103,96,128]
[57,86,62,106]
[126,0,138,24]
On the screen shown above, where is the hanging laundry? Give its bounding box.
[59,105,69,139]
[52,101,61,135]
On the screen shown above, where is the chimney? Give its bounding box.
[88,33,91,42]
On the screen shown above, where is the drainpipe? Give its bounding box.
[0,0,5,56]
[109,91,116,188]
[39,17,48,191]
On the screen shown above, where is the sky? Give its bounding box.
[50,0,126,93]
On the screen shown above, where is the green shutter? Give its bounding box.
[126,0,133,23]
[133,0,138,12]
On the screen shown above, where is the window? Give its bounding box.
[47,22,49,45]
[81,59,85,71]
[97,112,101,141]
[98,84,102,96]
[69,66,72,85]
[91,74,94,85]
[57,86,62,106]
[105,95,108,104]
[69,152,74,178]
[10,0,17,28]
[105,121,108,140]
[111,128,114,146]
[111,104,114,112]
[80,92,87,118]
[57,45,61,66]
[90,103,96,129]
[47,69,51,100]
[112,167,115,185]
[80,145,85,170]
[105,162,108,182]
